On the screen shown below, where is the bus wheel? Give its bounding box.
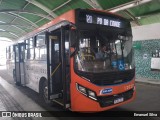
[15,82,21,86]
[13,69,20,86]
[41,81,51,104]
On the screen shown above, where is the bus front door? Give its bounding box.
[47,26,70,109]
[14,43,25,86]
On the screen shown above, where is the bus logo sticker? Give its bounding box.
[101,88,112,94]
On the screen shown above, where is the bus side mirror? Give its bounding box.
[69,30,77,47]
[69,29,78,57]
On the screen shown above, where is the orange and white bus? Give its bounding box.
[6,9,135,112]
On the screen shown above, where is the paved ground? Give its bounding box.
[0,65,160,120]
[0,83,32,120]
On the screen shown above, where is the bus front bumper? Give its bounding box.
[71,88,136,112]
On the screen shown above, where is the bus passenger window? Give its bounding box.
[10,46,14,60]
[35,33,46,60]
[29,38,34,48]
[29,49,34,60]
[65,41,69,65]
[39,46,46,60]
[20,45,25,60]
[15,46,19,62]
[36,33,45,47]
[35,48,40,60]
[6,46,11,60]
[26,48,34,60]
[25,39,29,49]
[25,50,27,60]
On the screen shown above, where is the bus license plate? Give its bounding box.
[114,97,124,104]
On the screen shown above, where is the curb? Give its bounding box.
[135,81,160,86]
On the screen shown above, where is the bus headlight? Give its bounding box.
[77,84,87,95]
[76,83,97,101]
[88,90,97,100]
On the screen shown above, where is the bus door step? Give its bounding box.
[65,103,70,108]
[50,93,62,99]
[52,98,63,106]
[52,98,70,108]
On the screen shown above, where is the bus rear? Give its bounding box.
[70,9,135,112]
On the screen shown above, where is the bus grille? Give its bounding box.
[98,89,134,107]
[76,69,135,86]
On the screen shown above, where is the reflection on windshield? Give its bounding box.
[75,30,134,73]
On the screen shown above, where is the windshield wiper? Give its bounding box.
[114,41,118,68]
[120,40,124,61]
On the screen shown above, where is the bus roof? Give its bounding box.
[17,9,129,42]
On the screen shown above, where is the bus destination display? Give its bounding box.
[86,14,121,28]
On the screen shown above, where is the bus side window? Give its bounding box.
[29,48,34,60]
[25,39,30,60]
[6,46,10,60]
[65,30,69,65]
[25,50,27,60]
[20,45,25,60]
[15,46,19,62]
[35,32,46,60]
[25,39,29,49]
[35,48,40,60]
[36,33,45,47]
[39,46,46,60]
[9,46,11,60]
[11,46,14,60]
[29,38,34,48]
[26,38,35,60]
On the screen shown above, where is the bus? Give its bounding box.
[6,8,135,112]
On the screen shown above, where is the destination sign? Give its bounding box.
[86,14,121,28]
[77,10,129,29]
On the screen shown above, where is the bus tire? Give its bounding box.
[13,69,20,86]
[40,80,51,104]
[15,82,21,86]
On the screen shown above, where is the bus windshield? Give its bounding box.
[74,29,134,73]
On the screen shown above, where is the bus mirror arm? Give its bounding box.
[69,28,79,58]
[70,47,78,58]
